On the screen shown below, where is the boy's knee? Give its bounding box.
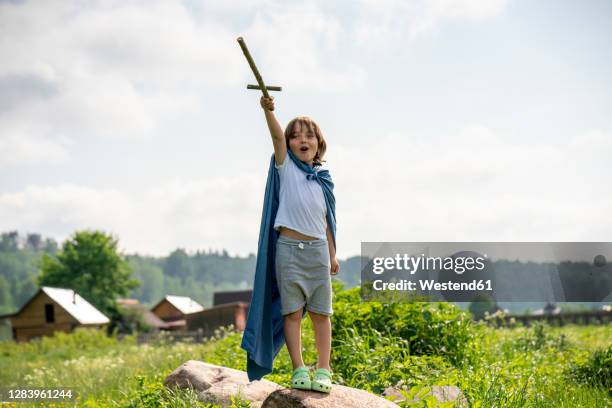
[284,309,302,321]
[308,310,330,322]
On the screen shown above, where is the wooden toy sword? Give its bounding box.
[237,37,282,99]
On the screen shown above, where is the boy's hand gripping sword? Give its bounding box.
[237,37,282,99]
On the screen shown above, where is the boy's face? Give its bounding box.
[288,121,318,165]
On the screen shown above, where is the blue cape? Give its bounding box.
[240,149,336,381]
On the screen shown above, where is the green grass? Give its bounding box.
[0,328,249,407]
[454,324,610,407]
[1,297,610,407]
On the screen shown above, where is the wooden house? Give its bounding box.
[185,301,249,336]
[0,286,110,342]
[186,289,252,336]
[150,295,204,331]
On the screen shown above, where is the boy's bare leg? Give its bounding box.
[308,311,331,370]
[284,309,305,369]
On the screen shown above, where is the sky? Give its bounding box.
[1,0,611,259]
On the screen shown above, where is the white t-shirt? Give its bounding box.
[273,153,327,240]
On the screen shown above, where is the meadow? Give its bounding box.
[1,285,610,407]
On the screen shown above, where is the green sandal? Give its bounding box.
[291,366,311,390]
[311,368,332,393]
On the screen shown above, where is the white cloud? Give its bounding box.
[196,0,272,13]
[0,0,364,153]
[2,125,610,259]
[354,0,510,47]
[0,1,240,141]
[0,126,71,168]
[0,174,266,257]
[241,1,365,91]
[0,184,135,238]
[331,124,612,255]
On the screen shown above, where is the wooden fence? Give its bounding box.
[117,326,236,344]
[116,311,611,344]
[500,310,612,327]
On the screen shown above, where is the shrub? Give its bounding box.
[332,287,477,366]
[0,327,132,359]
[568,345,611,392]
[332,326,456,394]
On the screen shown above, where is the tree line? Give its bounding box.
[0,230,361,319]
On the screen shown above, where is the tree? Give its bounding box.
[43,238,58,254]
[115,304,154,334]
[0,231,19,252]
[38,230,140,324]
[26,233,43,252]
[469,293,499,320]
[164,248,193,280]
[16,277,37,307]
[0,275,13,314]
[127,256,164,304]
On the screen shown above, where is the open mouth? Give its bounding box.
[300,147,309,152]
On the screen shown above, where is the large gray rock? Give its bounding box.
[164,361,399,407]
[262,385,399,407]
[164,360,281,407]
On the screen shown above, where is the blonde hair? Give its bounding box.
[284,116,327,166]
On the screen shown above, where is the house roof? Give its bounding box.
[213,289,252,306]
[41,286,110,324]
[163,319,186,328]
[154,295,204,314]
[116,298,140,306]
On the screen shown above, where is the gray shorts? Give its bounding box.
[275,235,333,316]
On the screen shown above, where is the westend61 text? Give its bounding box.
[372,279,493,291]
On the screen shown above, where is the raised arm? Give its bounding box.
[260,96,286,166]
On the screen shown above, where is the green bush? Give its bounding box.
[332,287,477,366]
[202,285,470,395]
[0,327,133,359]
[332,326,456,394]
[568,345,611,392]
